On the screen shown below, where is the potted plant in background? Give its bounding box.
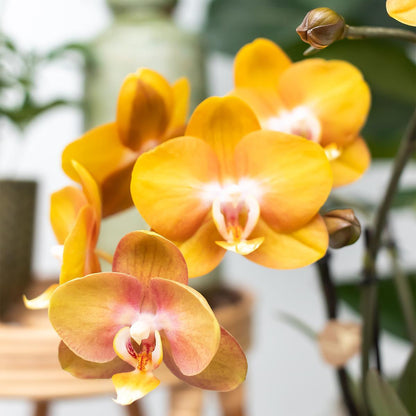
[0,34,89,319]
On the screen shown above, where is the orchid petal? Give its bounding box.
[150,278,220,376]
[278,59,370,146]
[23,283,59,310]
[165,77,190,137]
[234,130,332,232]
[113,231,188,286]
[387,0,416,25]
[116,69,173,151]
[62,123,137,217]
[60,205,100,284]
[50,187,87,244]
[234,38,291,90]
[329,137,371,187]
[59,341,133,379]
[131,136,220,241]
[185,96,260,177]
[71,160,102,228]
[49,273,142,362]
[246,215,329,269]
[175,214,225,278]
[112,369,160,405]
[230,88,285,127]
[161,327,247,391]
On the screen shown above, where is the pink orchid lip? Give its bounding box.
[265,106,322,143]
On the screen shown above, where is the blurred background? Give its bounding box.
[0,0,415,415]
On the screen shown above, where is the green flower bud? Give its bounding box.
[296,7,346,50]
[323,209,361,249]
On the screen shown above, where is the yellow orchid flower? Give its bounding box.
[231,38,371,187]
[49,231,247,404]
[24,161,102,309]
[62,69,190,217]
[131,96,332,277]
[387,0,416,25]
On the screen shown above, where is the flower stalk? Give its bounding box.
[316,254,359,416]
[361,107,416,413]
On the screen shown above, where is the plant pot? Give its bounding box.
[0,179,37,320]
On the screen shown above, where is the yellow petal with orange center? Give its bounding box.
[387,0,416,26]
[50,186,87,244]
[113,231,188,287]
[234,38,291,90]
[116,69,173,151]
[165,77,190,137]
[234,130,332,232]
[150,278,220,376]
[131,136,220,241]
[330,137,371,187]
[62,123,137,217]
[49,273,142,363]
[175,214,225,278]
[112,369,160,405]
[160,327,247,391]
[59,205,100,284]
[185,96,260,177]
[278,59,370,146]
[245,215,329,269]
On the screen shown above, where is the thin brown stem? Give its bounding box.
[316,254,359,416]
[361,108,416,414]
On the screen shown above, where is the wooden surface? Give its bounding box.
[0,279,115,400]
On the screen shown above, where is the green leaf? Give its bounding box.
[392,188,416,210]
[277,311,317,340]
[336,273,416,341]
[398,349,416,415]
[366,370,410,416]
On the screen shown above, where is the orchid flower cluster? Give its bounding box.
[24,34,376,405]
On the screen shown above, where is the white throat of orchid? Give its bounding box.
[266,106,322,143]
[265,106,342,161]
[202,179,264,255]
[114,316,163,373]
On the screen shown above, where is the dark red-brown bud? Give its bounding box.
[296,7,346,50]
[323,209,361,249]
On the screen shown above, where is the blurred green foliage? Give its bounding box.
[336,273,416,341]
[204,0,416,158]
[0,34,93,130]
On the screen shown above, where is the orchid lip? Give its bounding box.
[203,179,262,249]
[265,106,322,143]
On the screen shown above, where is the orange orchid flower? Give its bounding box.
[49,231,247,404]
[24,161,102,309]
[231,38,371,187]
[386,0,416,25]
[62,69,190,217]
[131,96,332,277]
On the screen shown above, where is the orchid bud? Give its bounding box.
[296,7,346,50]
[323,209,361,249]
[318,320,361,367]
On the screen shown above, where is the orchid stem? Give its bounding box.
[387,239,416,345]
[316,253,359,416]
[361,107,416,414]
[345,25,416,43]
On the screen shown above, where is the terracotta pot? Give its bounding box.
[0,179,37,320]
